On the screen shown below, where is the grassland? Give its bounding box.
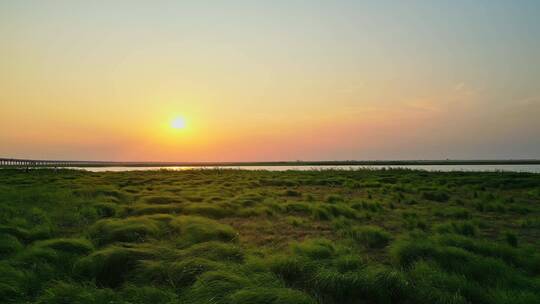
[1,168,539,304]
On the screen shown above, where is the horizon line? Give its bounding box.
[2,157,540,167]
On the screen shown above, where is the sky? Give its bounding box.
[1,0,539,161]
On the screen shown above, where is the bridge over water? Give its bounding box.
[0,158,111,167]
[2,157,540,168]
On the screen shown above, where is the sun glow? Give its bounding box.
[171,117,186,129]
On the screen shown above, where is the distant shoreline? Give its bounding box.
[3,159,540,167]
[84,159,540,167]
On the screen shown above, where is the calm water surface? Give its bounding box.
[77,165,540,173]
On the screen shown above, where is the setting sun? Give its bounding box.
[171,117,186,129]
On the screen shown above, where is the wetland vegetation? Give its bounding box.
[1,168,539,303]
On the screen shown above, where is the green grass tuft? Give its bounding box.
[89,217,162,245]
[292,238,336,260]
[74,245,155,287]
[181,270,252,304]
[229,287,316,304]
[346,226,392,248]
[170,216,238,245]
[126,203,183,216]
[0,233,23,257]
[36,281,117,304]
[184,203,234,219]
[119,284,178,304]
[178,241,244,262]
[136,257,220,288]
[422,190,450,202]
[434,221,477,237]
[0,262,26,303]
[505,231,518,248]
[35,238,94,255]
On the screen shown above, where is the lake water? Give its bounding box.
[76,164,540,173]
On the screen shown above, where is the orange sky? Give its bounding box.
[1,1,539,161]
